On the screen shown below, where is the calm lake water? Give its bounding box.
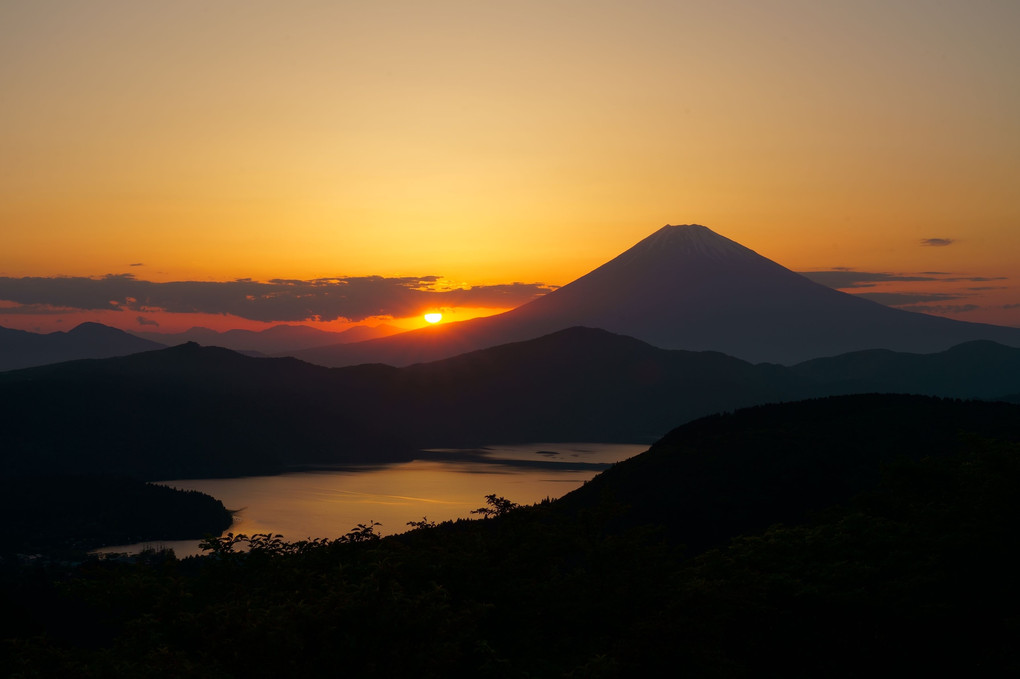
[97,443,647,558]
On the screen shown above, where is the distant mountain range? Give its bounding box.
[291,224,1020,366]
[0,321,402,372]
[3,326,1020,480]
[0,322,165,371]
[792,339,1020,397]
[132,322,402,355]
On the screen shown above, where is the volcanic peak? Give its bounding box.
[617,224,763,268]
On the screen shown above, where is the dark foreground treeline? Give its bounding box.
[3,394,1020,677]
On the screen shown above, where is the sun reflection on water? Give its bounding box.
[95,443,648,558]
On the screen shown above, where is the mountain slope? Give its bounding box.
[557,393,1020,551]
[0,322,166,371]
[293,224,1020,366]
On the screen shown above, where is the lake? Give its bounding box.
[97,442,647,557]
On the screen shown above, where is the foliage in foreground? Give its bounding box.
[4,439,1020,677]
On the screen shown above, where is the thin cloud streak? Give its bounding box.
[0,303,74,316]
[921,238,955,247]
[0,275,556,323]
[852,292,968,306]
[798,271,939,289]
[801,270,1007,289]
[799,269,1015,320]
[909,304,980,314]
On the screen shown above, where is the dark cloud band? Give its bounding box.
[0,275,556,323]
[798,271,938,289]
[801,270,1006,289]
[851,292,967,306]
[907,303,979,314]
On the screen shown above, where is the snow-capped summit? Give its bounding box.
[627,224,759,262]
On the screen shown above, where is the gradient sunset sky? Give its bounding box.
[2,1,1018,333]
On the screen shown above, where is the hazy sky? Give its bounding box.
[2,1,1018,332]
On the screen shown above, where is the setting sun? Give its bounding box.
[424,313,443,324]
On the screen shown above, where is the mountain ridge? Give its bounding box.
[0,322,166,372]
[4,326,1020,479]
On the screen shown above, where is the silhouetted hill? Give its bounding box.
[0,322,165,371]
[390,326,805,444]
[558,393,1020,551]
[292,224,1020,367]
[1,476,232,555]
[0,343,413,479]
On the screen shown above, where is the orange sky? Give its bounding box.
[2,1,1018,334]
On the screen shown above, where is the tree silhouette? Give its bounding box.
[471,494,520,518]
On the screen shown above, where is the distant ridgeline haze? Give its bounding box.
[132,322,402,355]
[0,322,164,371]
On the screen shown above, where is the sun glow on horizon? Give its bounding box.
[390,306,512,330]
[1,4,1019,328]
[424,313,443,324]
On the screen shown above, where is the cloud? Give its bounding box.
[801,270,1007,289]
[942,276,1007,283]
[129,263,144,267]
[0,274,556,323]
[798,271,939,289]
[136,316,160,327]
[851,292,967,306]
[921,238,954,247]
[907,304,980,314]
[0,302,78,315]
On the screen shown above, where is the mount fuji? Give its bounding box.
[293,224,1020,366]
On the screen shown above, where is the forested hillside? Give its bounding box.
[4,395,1019,676]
